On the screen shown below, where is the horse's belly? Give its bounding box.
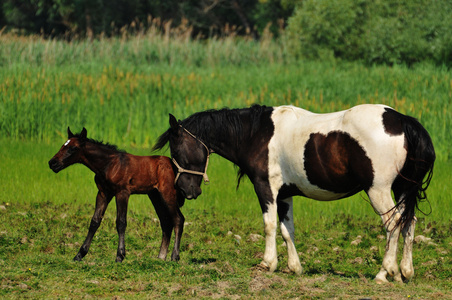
[282,167,357,201]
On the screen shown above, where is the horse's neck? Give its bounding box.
[206,110,270,166]
[207,126,242,165]
[80,143,115,174]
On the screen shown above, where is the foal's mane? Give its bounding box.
[74,133,127,154]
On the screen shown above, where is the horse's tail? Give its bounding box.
[393,113,435,231]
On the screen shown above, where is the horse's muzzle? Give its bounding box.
[180,184,202,200]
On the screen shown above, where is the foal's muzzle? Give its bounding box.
[48,159,63,173]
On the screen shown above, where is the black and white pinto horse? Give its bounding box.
[153,104,435,283]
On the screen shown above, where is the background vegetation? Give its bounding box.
[1,1,451,298]
[1,0,452,65]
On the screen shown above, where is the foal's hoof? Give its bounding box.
[73,254,83,261]
[115,256,124,263]
[171,254,180,262]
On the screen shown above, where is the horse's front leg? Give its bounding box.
[115,191,130,262]
[255,181,279,273]
[74,190,113,261]
[278,197,302,275]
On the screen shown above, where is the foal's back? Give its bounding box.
[105,154,176,195]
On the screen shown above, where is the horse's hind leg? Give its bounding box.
[278,197,302,275]
[400,216,416,281]
[74,190,113,261]
[115,191,130,262]
[367,187,402,283]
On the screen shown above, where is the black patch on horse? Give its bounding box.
[382,108,404,136]
[304,131,374,195]
[277,183,306,200]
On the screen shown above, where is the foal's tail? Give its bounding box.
[393,113,436,231]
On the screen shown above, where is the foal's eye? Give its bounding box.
[67,146,78,154]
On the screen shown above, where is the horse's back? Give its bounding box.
[269,104,407,200]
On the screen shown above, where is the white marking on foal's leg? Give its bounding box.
[262,202,278,272]
[400,217,416,281]
[279,198,302,275]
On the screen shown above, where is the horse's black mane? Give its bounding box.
[74,133,127,154]
[153,104,270,151]
[152,104,271,187]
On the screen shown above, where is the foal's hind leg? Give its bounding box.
[115,191,130,262]
[167,195,185,262]
[278,197,302,275]
[148,191,173,260]
[74,190,113,261]
[368,187,402,283]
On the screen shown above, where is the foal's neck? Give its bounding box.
[80,142,119,175]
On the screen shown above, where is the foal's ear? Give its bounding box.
[68,127,74,138]
[169,114,179,131]
[80,127,87,139]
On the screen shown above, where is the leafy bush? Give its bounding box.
[286,0,452,66]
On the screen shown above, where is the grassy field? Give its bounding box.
[1,34,452,298]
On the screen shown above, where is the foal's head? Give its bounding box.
[49,127,87,173]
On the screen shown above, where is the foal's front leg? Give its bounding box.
[115,191,130,262]
[74,190,113,261]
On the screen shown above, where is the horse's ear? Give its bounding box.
[169,114,179,131]
[80,127,87,139]
[68,127,74,138]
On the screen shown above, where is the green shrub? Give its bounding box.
[286,0,452,66]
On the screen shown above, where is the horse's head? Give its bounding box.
[49,127,87,173]
[166,114,210,200]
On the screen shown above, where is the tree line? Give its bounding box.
[1,0,451,66]
[0,0,294,38]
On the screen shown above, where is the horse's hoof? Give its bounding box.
[254,262,270,272]
[394,273,403,283]
[375,276,389,284]
[284,266,303,275]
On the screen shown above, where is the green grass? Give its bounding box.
[0,35,451,159]
[1,34,451,298]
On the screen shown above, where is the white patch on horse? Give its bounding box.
[268,104,406,200]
